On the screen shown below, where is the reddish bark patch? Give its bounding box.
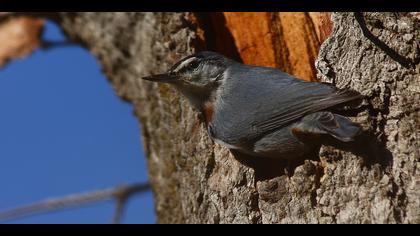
[194,12,332,82]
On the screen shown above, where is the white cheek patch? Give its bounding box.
[173,57,197,73]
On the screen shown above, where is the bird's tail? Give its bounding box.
[297,112,361,142]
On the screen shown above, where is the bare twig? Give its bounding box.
[0,183,151,222]
[354,12,418,68]
[112,198,127,224]
[40,40,79,50]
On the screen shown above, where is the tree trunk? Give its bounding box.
[55,12,419,224]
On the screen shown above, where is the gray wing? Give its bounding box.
[212,65,362,146]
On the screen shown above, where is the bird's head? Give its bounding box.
[142,51,233,109]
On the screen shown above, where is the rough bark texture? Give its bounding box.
[315,12,419,224]
[54,12,418,224]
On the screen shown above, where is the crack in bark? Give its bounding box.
[310,163,325,208]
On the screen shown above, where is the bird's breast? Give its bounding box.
[202,101,215,125]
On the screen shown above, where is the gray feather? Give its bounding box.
[211,64,362,147]
[295,112,361,142]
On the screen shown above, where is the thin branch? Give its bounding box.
[0,183,151,222]
[40,40,79,51]
[354,12,418,69]
[112,198,127,224]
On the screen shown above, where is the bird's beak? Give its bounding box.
[142,73,179,83]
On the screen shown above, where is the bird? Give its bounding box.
[142,51,362,160]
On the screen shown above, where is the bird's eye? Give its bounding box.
[188,61,200,70]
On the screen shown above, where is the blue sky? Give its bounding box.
[0,21,155,224]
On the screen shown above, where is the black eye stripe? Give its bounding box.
[188,61,200,69]
[176,60,201,73]
[170,56,203,73]
[170,56,194,71]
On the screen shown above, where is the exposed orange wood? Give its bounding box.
[222,12,332,82]
[223,12,277,68]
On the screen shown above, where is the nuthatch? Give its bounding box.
[143,51,362,160]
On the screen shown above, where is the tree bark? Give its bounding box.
[54,12,419,224]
